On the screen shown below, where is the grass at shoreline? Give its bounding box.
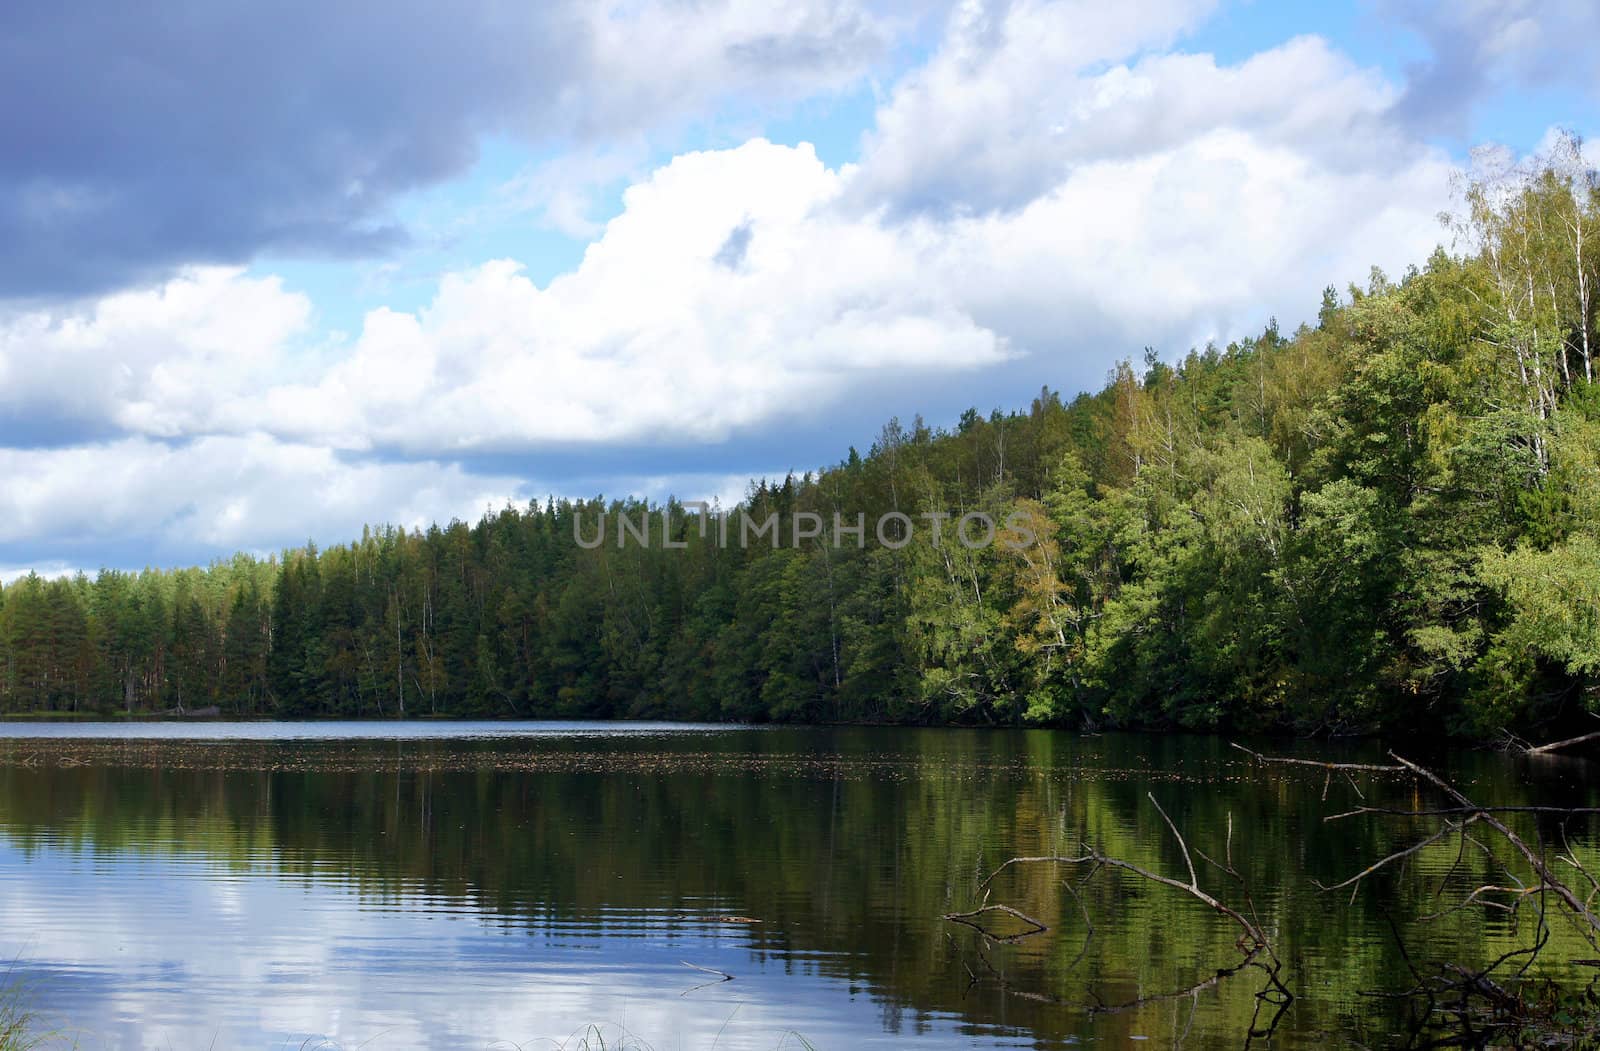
[0,974,45,1051]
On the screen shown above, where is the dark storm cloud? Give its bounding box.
[0,0,889,299]
[0,1,593,297]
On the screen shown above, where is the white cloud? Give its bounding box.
[0,435,524,553]
[7,140,1009,455]
[940,126,1451,355]
[0,0,1496,563]
[465,140,1008,447]
[850,0,1219,212]
[249,14,1451,453]
[850,1,1427,215]
[0,562,80,585]
[0,268,312,439]
[499,144,651,240]
[573,0,899,134]
[0,70,1452,464]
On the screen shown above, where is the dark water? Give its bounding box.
[0,723,1593,1049]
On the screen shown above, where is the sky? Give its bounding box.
[2,0,1599,577]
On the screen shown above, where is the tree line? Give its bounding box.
[6,139,1600,735]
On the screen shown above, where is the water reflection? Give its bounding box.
[0,719,742,741]
[0,726,1592,1048]
[2,842,955,1049]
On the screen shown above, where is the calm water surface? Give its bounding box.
[0,723,1593,1049]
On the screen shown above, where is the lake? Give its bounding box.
[0,723,1593,1048]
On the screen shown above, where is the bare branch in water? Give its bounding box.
[956,743,1600,1045]
[1314,818,1477,897]
[1229,742,1405,773]
[679,960,735,996]
[953,793,1292,1038]
[1387,752,1600,946]
[1526,728,1600,756]
[941,903,1048,943]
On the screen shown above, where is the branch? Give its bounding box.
[977,854,1095,896]
[1148,791,1199,890]
[1324,804,1600,821]
[679,959,734,996]
[972,805,1273,957]
[1388,752,1600,946]
[941,903,1048,943]
[1314,818,1475,895]
[1527,728,1600,755]
[1229,741,1404,773]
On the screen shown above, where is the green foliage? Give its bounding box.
[4,140,1600,736]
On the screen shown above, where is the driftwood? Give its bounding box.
[969,796,1274,956]
[1510,712,1600,756]
[1235,742,1600,939]
[1228,741,1404,773]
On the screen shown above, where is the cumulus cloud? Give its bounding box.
[2,16,1454,461]
[271,142,1008,453]
[850,0,1428,215]
[0,435,524,556]
[0,0,893,298]
[2,142,1012,455]
[939,127,1450,357]
[0,268,312,445]
[0,0,1517,566]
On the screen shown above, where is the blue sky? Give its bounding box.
[1,0,1597,576]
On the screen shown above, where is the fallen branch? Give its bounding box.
[962,744,1600,1044]
[941,903,1047,943]
[1313,817,1477,898]
[1388,752,1600,947]
[967,795,1281,964]
[1229,742,1404,773]
[1324,804,1600,820]
[977,846,1271,954]
[1527,729,1600,756]
[679,960,734,996]
[950,800,1292,1042]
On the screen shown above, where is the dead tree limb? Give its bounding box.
[678,960,734,996]
[977,843,1270,953]
[1314,817,1478,900]
[941,903,1048,943]
[1388,752,1600,947]
[959,744,1598,1043]
[1527,729,1600,756]
[970,795,1279,958]
[950,796,1291,1040]
[1229,742,1404,773]
[1324,804,1600,820]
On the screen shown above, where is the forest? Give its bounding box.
[5,143,1600,737]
